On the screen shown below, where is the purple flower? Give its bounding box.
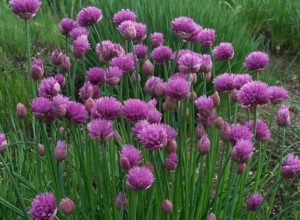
[105,67,123,85]
[164,153,178,170]
[161,200,173,214]
[123,99,148,123]
[134,22,148,42]
[111,53,135,72]
[51,50,63,65]
[55,73,65,87]
[113,9,137,27]
[178,52,202,73]
[76,6,102,27]
[38,77,60,99]
[166,77,190,100]
[198,134,211,154]
[59,18,76,36]
[244,51,269,71]
[237,81,271,107]
[199,54,212,73]
[151,46,173,64]
[70,26,89,41]
[146,107,162,124]
[269,86,288,104]
[246,119,271,141]
[87,67,105,85]
[119,145,142,170]
[0,133,7,152]
[59,54,71,71]
[144,76,164,96]
[94,97,122,120]
[194,96,214,117]
[277,105,291,127]
[96,40,125,62]
[30,58,44,80]
[132,120,149,139]
[134,44,148,59]
[72,35,90,59]
[220,121,231,141]
[137,123,168,150]
[54,140,67,161]
[246,193,263,211]
[233,73,252,90]
[31,97,54,121]
[29,192,56,220]
[231,139,254,163]
[281,154,300,178]
[52,95,69,117]
[150,32,164,47]
[118,21,147,42]
[230,123,253,144]
[59,198,75,215]
[171,17,200,41]
[16,103,27,119]
[212,42,234,61]
[161,123,177,141]
[79,81,100,100]
[10,0,41,20]
[66,101,88,124]
[87,119,114,141]
[198,28,216,48]
[126,166,154,190]
[213,73,235,92]
[206,213,217,220]
[115,192,128,210]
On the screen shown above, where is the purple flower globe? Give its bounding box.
[199,54,212,73]
[146,108,162,124]
[123,99,148,123]
[198,134,211,155]
[137,123,168,150]
[151,46,173,64]
[212,42,234,61]
[268,86,288,104]
[277,105,291,127]
[134,44,148,59]
[30,58,44,80]
[198,28,216,48]
[69,26,89,41]
[72,35,90,59]
[164,153,179,170]
[55,73,65,87]
[119,145,142,170]
[0,133,7,152]
[105,67,123,85]
[16,102,27,119]
[161,123,177,141]
[111,53,135,72]
[87,119,114,141]
[59,18,76,36]
[233,73,252,90]
[87,67,106,85]
[229,123,253,144]
[213,73,235,92]
[126,166,154,190]
[281,154,300,178]
[246,119,271,141]
[76,6,102,27]
[29,192,56,220]
[166,77,190,100]
[144,76,164,96]
[244,51,269,71]
[113,9,137,27]
[246,193,263,211]
[231,139,254,163]
[132,120,149,139]
[59,197,75,215]
[237,81,271,107]
[10,0,41,20]
[171,17,200,41]
[194,96,214,118]
[54,140,67,161]
[94,96,122,120]
[178,52,202,73]
[31,97,54,122]
[38,77,60,99]
[66,101,88,124]
[52,95,69,117]
[150,32,164,47]
[118,21,147,42]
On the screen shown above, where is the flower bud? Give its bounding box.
[206,213,217,220]
[16,103,27,119]
[51,50,62,65]
[30,58,44,80]
[220,122,231,141]
[120,157,131,170]
[122,26,137,41]
[237,163,246,174]
[277,105,291,127]
[115,192,128,210]
[54,140,67,161]
[189,73,197,84]
[0,133,7,153]
[60,55,71,71]
[231,89,238,102]
[195,123,205,138]
[163,96,177,110]
[59,197,75,215]
[85,97,96,113]
[59,127,65,135]
[38,144,45,156]
[246,193,263,211]
[154,82,167,97]
[142,60,154,75]
[167,140,177,153]
[215,116,224,129]
[198,134,211,155]
[211,91,220,107]
[161,199,173,214]
[189,91,197,101]
[164,153,178,171]
[144,161,154,172]
[130,72,138,81]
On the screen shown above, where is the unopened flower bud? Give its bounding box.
[38,144,45,156]
[198,134,211,155]
[155,82,167,97]
[122,26,137,41]
[206,71,212,81]
[167,140,177,153]
[211,91,220,107]
[215,116,224,129]
[189,91,197,101]
[16,103,27,119]
[231,89,238,102]
[237,163,246,174]
[195,123,205,138]
[54,140,67,161]
[161,199,173,214]
[206,213,217,220]
[142,60,154,75]
[189,73,197,84]
[164,153,178,171]
[115,192,128,210]
[277,105,291,127]
[163,96,177,110]
[85,97,96,113]
[59,197,75,215]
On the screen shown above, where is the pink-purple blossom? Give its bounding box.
[198,28,216,48]
[268,86,288,105]
[76,6,102,27]
[178,52,202,73]
[69,26,89,41]
[150,32,164,47]
[194,96,214,118]
[59,18,76,36]
[31,97,54,121]
[164,153,179,170]
[246,119,271,141]
[119,145,142,170]
[0,133,7,152]
[123,99,148,123]
[244,51,269,71]
[230,123,253,144]
[72,35,90,59]
[281,154,300,178]
[212,42,234,61]
[246,193,263,211]
[10,0,41,20]
[232,73,252,90]
[166,77,190,100]
[111,53,135,72]
[134,44,148,59]
[277,105,291,127]
[30,58,44,80]
[213,73,235,92]
[79,81,100,100]
[113,9,137,27]
[231,139,254,163]
[29,192,56,220]
[66,101,88,124]
[105,67,123,85]
[87,67,106,85]
[126,166,154,190]
[151,46,173,64]
[93,96,122,120]
[87,119,114,141]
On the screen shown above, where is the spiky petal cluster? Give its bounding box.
[66,101,88,124]
[76,6,102,27]
[212,42,234,61]
[52,95,69,117]
[277,105,291,127]
[199,54,212,73]
[30,58,44,80]
[10,0,41,20]
[87,119,114,141]
[137,123,168,150]
[195,96,214,118]
[246,193,263,211]
[126,166,154,190]
[229,124,253,144]
[244,51,269,71]
[113,9,137,27]
[198,28,216,48]
[38,77,60,98]
[151,46,173,64]
[115,192,128,210]
[72,36,90,59]
[119,145,142,170]
[0,133,7,152]
[79,81,100,100]
[111,53,135,72]
[161,124,177,141]
[29,192,56,220]
[178,52,202,73]
[55,73,65,87]
[123,99,148,123]
[164,153,179,170]
[59,18,76,36]
[171,17,201,41]
[150,32,164,47]
[231,139,254,163]
[166,77,190,100]
[96,40,125,62]
[31,97,54,121]
[246,119,271,141]
[144,76,164,96]
[268,86,288,104]
[281,154,300,178]
[69,26,89,41]
[233,73,252,90]
[93,96,122,120]
[134,44,148,59]
[237,81,271,107]
[213,73,235,92]
[105,67,123,85]
[87,67,106,85]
